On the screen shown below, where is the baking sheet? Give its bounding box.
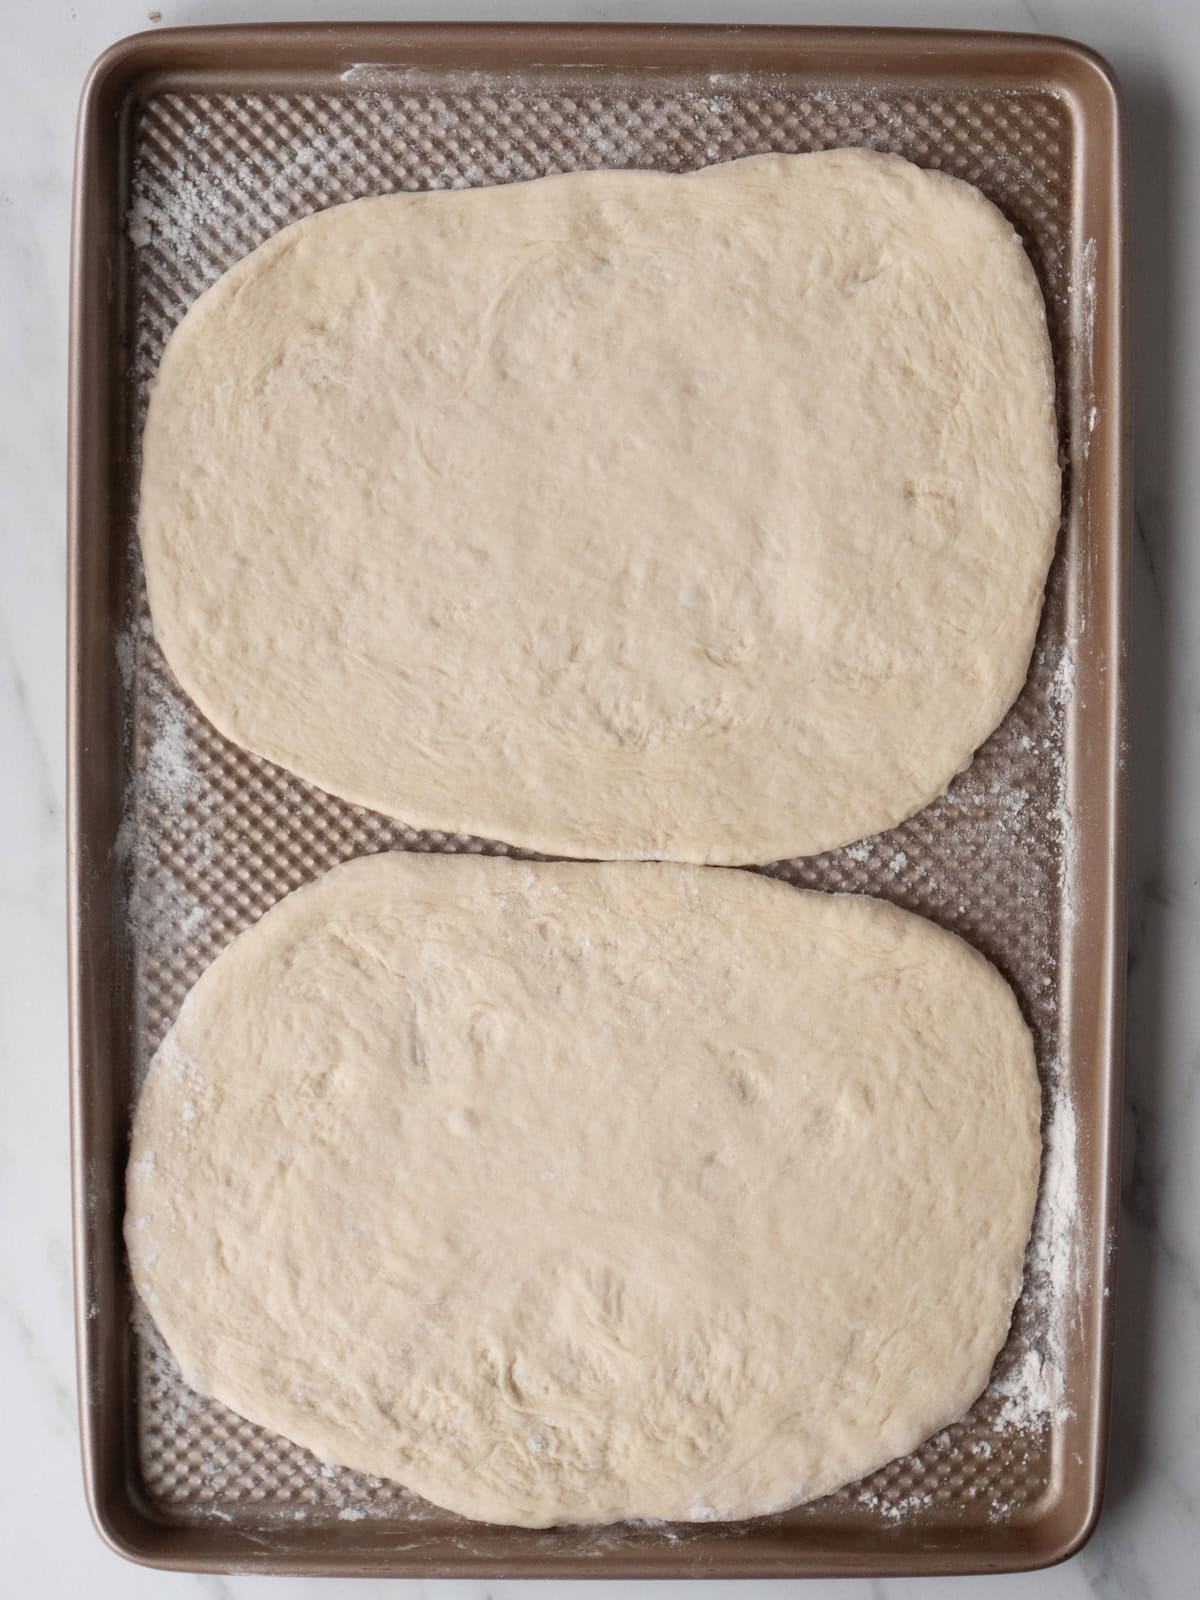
[68,22,1128,1577]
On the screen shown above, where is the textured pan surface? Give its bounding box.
[68,24,1127,1578]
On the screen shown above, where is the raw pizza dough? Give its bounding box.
[138,149,1060,865]
[126,854,1041,1527]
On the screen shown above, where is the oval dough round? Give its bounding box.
[127,854,1041,1527]
[138,149,1060,865]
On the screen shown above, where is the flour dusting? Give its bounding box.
[855,1486,935,1523]
[119,673,214,986]
[991,1076,1081,1433]
[141,693,202,809]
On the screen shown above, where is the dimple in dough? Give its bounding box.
[126,854,1042,1527]
[138,149,1060,865]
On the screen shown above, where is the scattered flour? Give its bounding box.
[990,1077,1081,1433]
[141,693,202,809]
[127,109,365,345]
[1047,635,1081,927]
[117,671,214,987]
[855,1487,935,1523]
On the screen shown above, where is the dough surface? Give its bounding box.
[126,854,1041,1527]
[139,150,1060,865]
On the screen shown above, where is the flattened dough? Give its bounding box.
[139,150,1060,865]
[127,854,1041,1527]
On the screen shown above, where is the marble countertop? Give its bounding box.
[3,0,1195,1593]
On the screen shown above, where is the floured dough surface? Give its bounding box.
[138,149,1060,865]
[126,854,1041,1527]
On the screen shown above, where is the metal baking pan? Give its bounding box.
[68,22,1129,1578]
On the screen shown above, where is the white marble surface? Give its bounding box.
[2,0,1196,1593]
